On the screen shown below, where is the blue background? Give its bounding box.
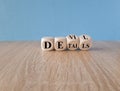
[0,0,120,40]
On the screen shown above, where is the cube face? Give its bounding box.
[66,34,79,50]
[79,34,92,50]
[79,34,92,41]
[54,37,67,51]
[41,37,54,51]
[79,40,92,50]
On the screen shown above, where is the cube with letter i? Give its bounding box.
[66,34,79,50]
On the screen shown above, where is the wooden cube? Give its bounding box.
[41,37,54,51]
[66,34,79,50]
[54,37,67,51]
[79,34,92,50]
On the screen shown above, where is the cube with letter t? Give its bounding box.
[66,34,79,50]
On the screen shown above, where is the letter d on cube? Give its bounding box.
[41,37,54,51]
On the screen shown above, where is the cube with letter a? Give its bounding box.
[66,34,79,50]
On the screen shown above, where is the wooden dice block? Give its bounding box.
[54,37,67,51]
[66,34,79,50]
[79,34,92,50]
[41,37,54,51]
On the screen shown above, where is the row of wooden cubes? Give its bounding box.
[41,34,92,51]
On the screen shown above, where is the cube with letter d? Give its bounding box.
[41,37,54,51]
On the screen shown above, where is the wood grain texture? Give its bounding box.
[0,41,120,91]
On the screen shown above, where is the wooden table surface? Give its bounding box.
[0,41,120,91]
